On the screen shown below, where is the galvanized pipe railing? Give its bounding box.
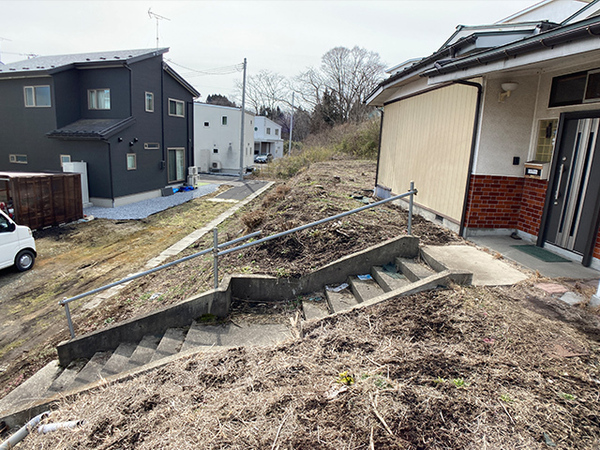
[60,183,417,338]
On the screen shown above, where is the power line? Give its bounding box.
[165,58,244,77]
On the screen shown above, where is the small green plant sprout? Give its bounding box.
[559,392,576,401]
[374,377,394,389]
[500,394,513,403]
[452,378,468,388]
[198,314,217,323]
[434,376,447,384]
[336,371,355,386]
[104,317,114,324]
[275,267,289,277]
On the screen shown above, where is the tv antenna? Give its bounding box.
[148,9,170,48]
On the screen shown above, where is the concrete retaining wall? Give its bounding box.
[57,235,418,366]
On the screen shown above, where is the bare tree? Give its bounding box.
[298,46,385,123]
[236,70,291,114]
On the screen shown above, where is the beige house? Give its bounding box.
[368,0,600,269]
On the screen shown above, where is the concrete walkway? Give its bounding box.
[423,245,528,286]
[468,235,600,279]
[81,181,274,310]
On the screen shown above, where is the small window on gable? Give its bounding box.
[213,148,218,154]
[24,86,51,107]
[60,155,71,167]
[266,127,271,134]
[168,99,185,117]
[534,119,557,163]
[127,153,137,170]
[89,89,111,110]
[222,116,228,125]
[9,154,28,164]
[145,92,154,112]
[275,129,279,136]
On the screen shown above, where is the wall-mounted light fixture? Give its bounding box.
[499,82,519,102]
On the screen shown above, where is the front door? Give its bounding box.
[544,116,600,264]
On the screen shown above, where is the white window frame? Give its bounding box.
[60,154,71,167]
[9,154,28,164]
[222,116,228,126]
[144,142,160,150]
[145,92,154,112]
[88,88,111,110]
[24,85,51,107]
[275,129,279,136]
[266,127,271,135]
[168,98,185,117]
[127,153,137,170]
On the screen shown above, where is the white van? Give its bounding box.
[0,210,36,271]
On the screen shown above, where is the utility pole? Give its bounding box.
[288,92,295,157]
[148,9,170,48]
[238,58,247,181]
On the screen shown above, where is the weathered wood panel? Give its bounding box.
[0,173,83,229]
[379,83,478,223]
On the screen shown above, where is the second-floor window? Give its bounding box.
[24,86,51,107]
[169,99,185,117]
[275,129,279,136]
[266,127,271,134]
[88,89,111,110]
[145,92,154,112]
[222,116,228,125]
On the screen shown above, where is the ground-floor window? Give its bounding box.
[9,154,27,164]
[168,148,185,182]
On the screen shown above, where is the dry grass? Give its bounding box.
[24,283,600,449]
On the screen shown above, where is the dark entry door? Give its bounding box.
[544,117,600,260]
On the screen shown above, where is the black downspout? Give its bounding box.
[374,109,384,191]
[125,63,132,117]
[455,80,483,238]
[107,141,114,204]
[161,64,166,183]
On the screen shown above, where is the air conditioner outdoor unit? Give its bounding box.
[210,161,221,171]
[188,166,198,176]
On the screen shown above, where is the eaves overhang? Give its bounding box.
[421,15,600,79]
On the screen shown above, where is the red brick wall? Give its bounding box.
[463,175,524,229]
[517,178,548,236]
[594,228,600,260]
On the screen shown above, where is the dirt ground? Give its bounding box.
[24,282,600,449]
[5,158,600,448]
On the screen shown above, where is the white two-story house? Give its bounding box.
[254,116,284,159]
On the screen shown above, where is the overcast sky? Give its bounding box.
[0,0,535,100]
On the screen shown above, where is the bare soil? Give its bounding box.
[24,282,600,449]
[4,158,600,449]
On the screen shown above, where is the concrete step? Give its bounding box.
[46,359,87,394]
[182,321,290,353]
[372,265,411,292]
[150,328,187,362]
[302,300,329,321]
[128,334,161,367]
[396,257,436,282]
[69,351,112,390]
[100,342,137,377]
[326,287,360,313]
[349,275,385,302]
[0,361,61,417]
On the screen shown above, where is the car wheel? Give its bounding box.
[15,250,35,272]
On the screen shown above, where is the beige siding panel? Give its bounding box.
[379,84,478,222]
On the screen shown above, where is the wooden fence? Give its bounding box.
[0,173,83,229]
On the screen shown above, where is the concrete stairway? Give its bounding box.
[301,255,437,321]
[0,321,289,425]
[0,239,471,429]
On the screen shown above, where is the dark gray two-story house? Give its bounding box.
[0,48,199,207]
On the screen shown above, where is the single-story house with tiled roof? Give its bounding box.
[0,48,199,207]
[367,0,600,269]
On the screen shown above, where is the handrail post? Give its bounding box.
[213,228,219,290]
[63,301,75,339]
[408,181,414,235]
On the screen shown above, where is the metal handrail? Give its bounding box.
[60,182,417,338]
